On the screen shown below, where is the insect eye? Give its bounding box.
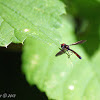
[61,44,65,47]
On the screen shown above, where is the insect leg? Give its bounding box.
[66,52,70,58]
[59,48,62,50]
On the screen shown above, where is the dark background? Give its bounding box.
[0,44,48,100]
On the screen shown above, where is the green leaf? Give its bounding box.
[0,0,66,46]
[22,16,100,99]
[62,0,100,19]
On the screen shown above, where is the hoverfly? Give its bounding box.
[55,40,86,59]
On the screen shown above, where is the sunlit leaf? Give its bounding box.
[22,16,100,99]
[0,0,65,46]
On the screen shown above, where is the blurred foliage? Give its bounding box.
[61,0,100,57]
[0,0,100,100]
[22,15,100,100]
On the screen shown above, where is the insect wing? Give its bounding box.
[69,40,86,46]
[55,50,64,56]
[68,49,82,59]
